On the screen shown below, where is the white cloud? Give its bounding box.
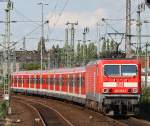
[47,8,107,29]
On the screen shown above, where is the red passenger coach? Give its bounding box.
[11,67,86,104]
[11,59,141,116]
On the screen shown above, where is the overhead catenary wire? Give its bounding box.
[48,0,70,36]
[13,7,40,26]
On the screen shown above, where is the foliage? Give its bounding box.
[24,63,40,70]
[0,101,7,119]
[100,38,125,58]
[140,88,150,115]
[141,87,150,104]
[49,42,98,67]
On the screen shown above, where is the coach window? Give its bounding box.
[53,78,56,85]
[15,78,17,84]
[32,77,34,84]
[62,77,65,85]
[73,75,76,86]
[43,78,46,84]
[22,78,24,84]
[69,76,73,86]
[76,76,80,86]
[50,78,53,85]
[18,77,21,84]
[55,78,58,85]
[34,78,36,84]
[46,78,49,84]
[26,77,29,83]
[80,76,85,86]
[59,76,62,85]
[40,77,44,84]
[37,78,40,84]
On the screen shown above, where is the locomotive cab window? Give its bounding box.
[104,65,120,76]
[121,65,137,76]
[104,64,137,76]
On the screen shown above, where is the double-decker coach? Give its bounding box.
[11,67,86,104]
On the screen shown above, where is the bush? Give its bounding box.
[0,101,7,119]
[141,87,150,104]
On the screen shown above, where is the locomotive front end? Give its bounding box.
[101,60,141,116]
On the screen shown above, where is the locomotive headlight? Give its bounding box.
[103,88,109,93]
[133,88,138,93]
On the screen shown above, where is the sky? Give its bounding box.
[0,0,150,51]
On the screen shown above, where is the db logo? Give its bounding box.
[117,82,124,87]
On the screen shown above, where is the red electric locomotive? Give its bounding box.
[11,59,141,116]
[86,59,141,115]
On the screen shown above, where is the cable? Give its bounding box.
[16,24,41,43]
[13,7,40,26]
[48,0,70,36]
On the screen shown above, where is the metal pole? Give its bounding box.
[65,28,69,67]
[136,6,142,60]
[145,43,148,87]
[66,22,78,67]
[125,0,132,58]
[48,51,50,70]
[83,32,86,65]
[41,3,43,70]
[4,0,13,115]
[38,2,48,70]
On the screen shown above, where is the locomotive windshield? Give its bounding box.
[104,65,137,76]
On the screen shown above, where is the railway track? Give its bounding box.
[14,98,46,126]
[12,94,150,126]
[14,96,74,126]
[12,94,126,126]
[115,117,150,126]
